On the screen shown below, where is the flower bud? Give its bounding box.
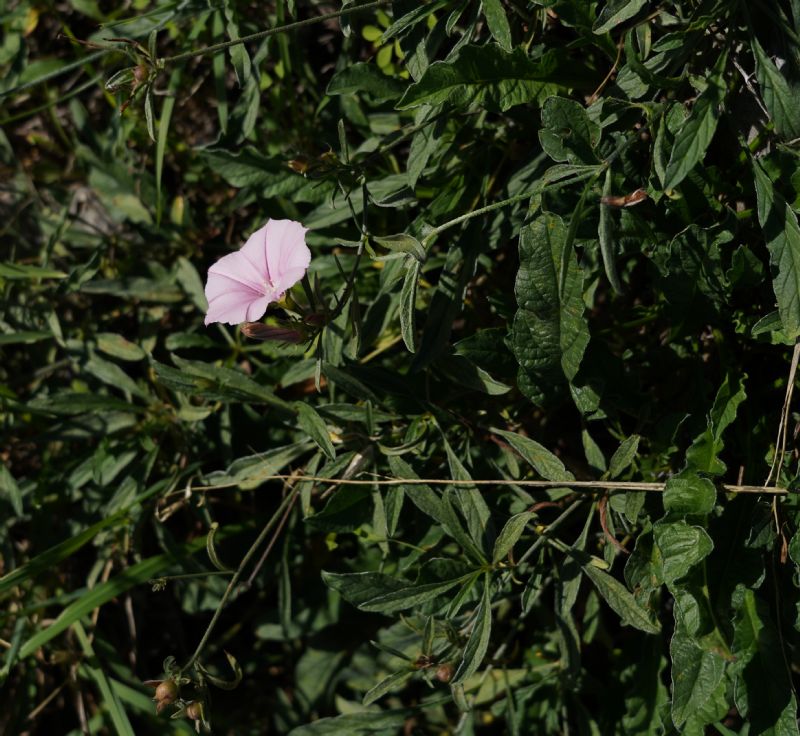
[240,322,305,343]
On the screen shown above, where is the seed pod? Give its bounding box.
[185,701,204,721]
[435,663,454,683]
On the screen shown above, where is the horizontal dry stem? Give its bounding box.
[172,475,789,497]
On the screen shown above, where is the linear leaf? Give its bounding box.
[452,574,492,684]
[753,160,800,339]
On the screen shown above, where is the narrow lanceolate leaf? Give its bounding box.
[18,536,212,658]
[295,402,336,460]
[397,46,573,112]
[0,465,23,517]
[751,36,800,141]
[359,576,469,614]
[608,434,640,479]
[753,161,800,339]
[0,513,127,596]
[510,213,590,407]
[593,0,648,34]
[362,670,414,706]
[482,0,512,51]
[599,168,623,293]
[73,623,136,736]
[582,564,660,634]
[491,428,575,481]
[662,51,728,191]
[492,512,534,562]
[144,89,156,142]
[452,574,492,684]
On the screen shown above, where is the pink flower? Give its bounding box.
[204,219,311,326]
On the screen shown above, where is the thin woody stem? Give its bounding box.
[421,167,603,249]
[161,0,392,65]
[169,475,790,498]
[181,489,296,671]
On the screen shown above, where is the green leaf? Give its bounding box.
[327,62,407,101]
[0,262,67,279]
[592,0,648,34]
[663,472,716,517]
[653,521,713,585]
[295,402,336,461]
[582,564,660,634]
[0,464,23,517]
[322,571,407,607]
[670,631,727,728]
[452,574,492,684]
[287,711,409,735]
[510,212,589,407]
[492,511,534,562]
[387,456,486,562]
[0,513,126,596]
[662,51,727,190]
[362,670,414,706]
[599,167,623,293]
[74,622,136,736]
[608,435,640,479]
[686,373,746,475]
[492,427,574,481]
[437,354,510,395]
[96,333,147,361]
[400,258,420,352]
[223,0,251,86]
[359,575,470,614]
[372,233,426,262]
[482,0,512,51]
[397,46,569,112]
[731,588,800,734]
[539,96,600,165]
[753,160,800,339]
[204,443,311,490]
[18,535,213,659]
[144,88,155,142]
[0,331,53,345]
[156,67,181,224]
[154,356,292,410]
[751,36,800,140]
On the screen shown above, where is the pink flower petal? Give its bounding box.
[265,219,311,294]
[239,224,271,282]
[206,251,264,294]
[205,289,269,326]
[204,218,310,327]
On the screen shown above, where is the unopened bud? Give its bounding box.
[240,323,305,343]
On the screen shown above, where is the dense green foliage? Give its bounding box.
[4,0,800,733]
